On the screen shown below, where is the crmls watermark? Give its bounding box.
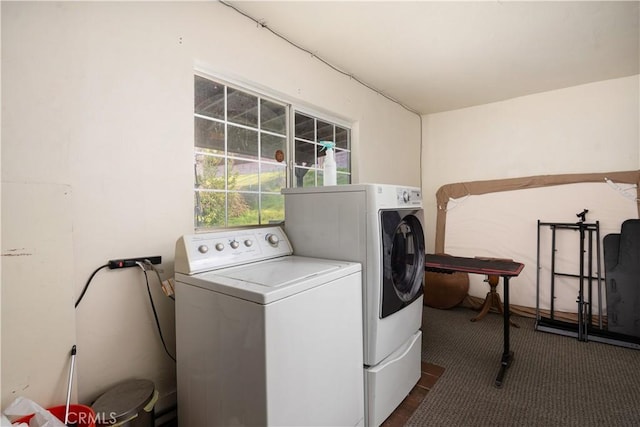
[68,411,118,425]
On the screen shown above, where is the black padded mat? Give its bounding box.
[604,219,640,338]
[425,254,524,277]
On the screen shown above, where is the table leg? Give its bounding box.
[471,274,519,327]
[495,276,514,388]
[494,291,520,328]
[470,290,494,322]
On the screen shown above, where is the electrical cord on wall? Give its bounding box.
[138,261,177,362]
[219,0,420,116]
[75,259,176,362]
[144,259,175,301]
[219,0,426,183]
[75,264,110,308]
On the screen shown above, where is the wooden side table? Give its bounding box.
[471,273,519,328]
[425,254,525,387]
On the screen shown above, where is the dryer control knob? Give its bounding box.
[214,243,224,252]
[244,239,253,247]
[198,245,209,254]
[402,190,410,203]
[230,240,240,249]
[266,234,279,246]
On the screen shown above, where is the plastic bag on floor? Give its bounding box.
[1,414,17,427]
[3,397,66,427]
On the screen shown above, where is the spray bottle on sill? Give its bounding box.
[320,141,337,186]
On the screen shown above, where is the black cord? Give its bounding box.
[75,262,176,361]
[143,270,177,362]
[144,259,175,301]
[76,261,176,361]
[218,1,420,116]
[75,264,109,308]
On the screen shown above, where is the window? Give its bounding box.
[194,74,351,228]
[293,112,352,187]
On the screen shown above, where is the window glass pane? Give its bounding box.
[195,154,225,190]
[295,113,315,141]
[261,193,284,224]
[335,149,350,172]
[293,167,316,187]
[229,159,259,192]
[195,117,224,153]
[295,140,316,166]
[317,144,334,169]
[337,172,351,185]
[292,111,351,189]
[227,88,258,127]
[261,163,287,192]
[195,191,226,227]
[228,192,258,226]
[228,125,258,159]
[317,143,328,162]
[194,76,224,119]
[261,99,286,135]
[261,133,286,162]
[317,120,333,142]
[335,126,349,150]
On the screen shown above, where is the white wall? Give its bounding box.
[444,182,638,309]
[1,1,420,411]
[422,75,640,253]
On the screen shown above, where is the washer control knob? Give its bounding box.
[266,233,279,246]
[230,240,240,249]
[214,243,224,252]
[244,239,253,247]
[198,245,209,254]
[402,190,410,203]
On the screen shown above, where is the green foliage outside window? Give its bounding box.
[195,156,249,227]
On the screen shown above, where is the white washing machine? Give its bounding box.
[283,184,425,427]
[174,226,364,427]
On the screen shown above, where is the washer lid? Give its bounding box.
[179,256,361,304]
[221,257,339,287]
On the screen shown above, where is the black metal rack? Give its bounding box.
[536,217,640,350]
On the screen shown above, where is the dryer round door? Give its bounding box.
[381,210,426,318]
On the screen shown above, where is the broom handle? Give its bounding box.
[64,345,77,425]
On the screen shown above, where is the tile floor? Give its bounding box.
[381,361,445,427]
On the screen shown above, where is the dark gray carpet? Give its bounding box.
[408,306,640,427]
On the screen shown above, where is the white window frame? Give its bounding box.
[194,71,351,229]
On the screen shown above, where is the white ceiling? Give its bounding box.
[225,1,639,114]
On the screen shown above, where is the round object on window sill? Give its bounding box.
[423,254,470,309]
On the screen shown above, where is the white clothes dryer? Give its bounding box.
[283,184,425,427]
[174,226,364,427]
